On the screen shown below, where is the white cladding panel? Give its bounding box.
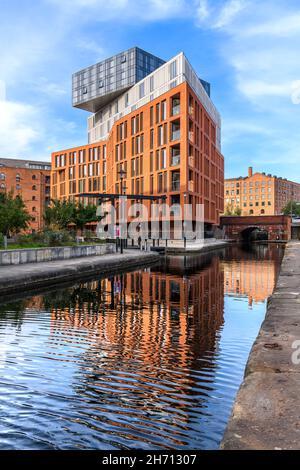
[88,53,222,151]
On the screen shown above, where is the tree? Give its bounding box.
[44,199,98,232]
[282,200,300,217]
[44,199,76,230]
[0,191,32,236]
[224,204,242,216]
[74,202,98,233]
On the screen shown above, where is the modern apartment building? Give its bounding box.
[0,158,51,232]
[52,47,224,231]
[225,167,300,216]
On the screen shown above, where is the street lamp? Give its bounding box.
[118,168,127,253]
[183,191,187,250]
[118,168,127,195]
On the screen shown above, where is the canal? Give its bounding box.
[0,244,284,450]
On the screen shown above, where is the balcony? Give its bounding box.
[172,104,180,116]
[171,120,180,142]
[189,131,194,143]
[171,181,180,191]
[171,97,180,117]
[171,155,180,166]
[171,144,180,166]
[171,171,180,192]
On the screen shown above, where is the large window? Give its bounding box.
[171,171,180,191]
[169,60,177,80]
[171,120,180,141]
[171,145,180,166]
[171,96,180,116]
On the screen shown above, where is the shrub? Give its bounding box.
[42,230,75,247]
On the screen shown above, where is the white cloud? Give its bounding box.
[196,0,210,23]
[47,0,188,21]
[242,12,300,37]
[237,80,292,99]
[214,0,247,29]
[0,99,41,156]
[76,39,105,58]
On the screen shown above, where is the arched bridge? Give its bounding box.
[220,215,291,242]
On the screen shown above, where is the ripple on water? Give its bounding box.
[0,245,285,449]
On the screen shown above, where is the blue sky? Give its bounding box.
[0,0,300,180]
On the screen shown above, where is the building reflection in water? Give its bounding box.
[222,243,283,306]
[45,253,225,448]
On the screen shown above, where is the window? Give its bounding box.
[16,174,21,182]
[83,87,88,94]
[32,196,36,201]
[161,100,167,120]
[171,145,180,166]
[16,184,21,190]
[171,96,180,116]
[32,207,36,212]
[161,148,166,169]
[171,171,180,191]
[121,55,126,63]
[169,60,177,79]
[158,125,163,146]
[171,120,180,141]
[32,185,37,191]
[139,82,145,99]
[99,79,104,88]
[150,75,154,92]
[32,174,36,180]
[0,173,5,180]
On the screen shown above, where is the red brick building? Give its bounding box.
[0,158,51,232]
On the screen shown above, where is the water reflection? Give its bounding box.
[0,244,284,450]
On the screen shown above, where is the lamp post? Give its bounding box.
[183,191,187,250]
[118,168,127,254]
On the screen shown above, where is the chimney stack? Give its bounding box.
[248,166,253,178]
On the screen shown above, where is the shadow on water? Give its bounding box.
[0,243,285,450]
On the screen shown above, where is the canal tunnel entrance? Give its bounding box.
[241,226,268,242]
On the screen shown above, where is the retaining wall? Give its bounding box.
[0,243,115,265]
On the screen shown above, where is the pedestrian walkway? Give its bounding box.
[0,250,159,296]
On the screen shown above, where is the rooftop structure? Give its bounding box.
[72,47,165,113]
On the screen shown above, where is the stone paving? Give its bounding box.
[0,250,159,296]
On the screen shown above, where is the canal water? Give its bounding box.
[0,244,284,450]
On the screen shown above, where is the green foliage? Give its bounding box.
[44,199,76,230]
[44,199,98,231]
[224,204,242,216]
[282,200,300,217]
[0,191,32,237]
[15,229,75,247]
[74,203,98,230]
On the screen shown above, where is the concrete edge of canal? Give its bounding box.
[221,241,300,450]
[0,250,160,296]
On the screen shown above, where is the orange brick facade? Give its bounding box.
[52,82,224,228]
[225,167,300,216]
[0,159,51,232]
